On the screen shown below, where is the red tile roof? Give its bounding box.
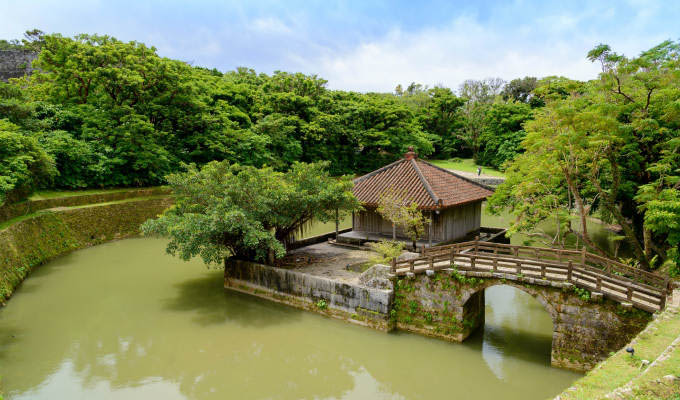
[353,151,493,210]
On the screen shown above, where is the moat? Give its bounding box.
[0,238,580,399]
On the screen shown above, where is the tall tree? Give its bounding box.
[490,41,680,270]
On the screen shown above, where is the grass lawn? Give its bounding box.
[29,186,166,200]
[559,307,680,400]
[426,158,505,177]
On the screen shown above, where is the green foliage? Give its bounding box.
[477,102,533,169]
[316,299,328,310]
[376,188,430,246]
[141,160,359,264]
[0,120,56,205]
[573,286,591,302]
[490,40,680,271]
[448,266,483,286]
[367,240,405,265]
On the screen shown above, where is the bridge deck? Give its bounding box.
[392,242,669,313]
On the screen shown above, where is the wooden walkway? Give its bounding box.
[391,241,670,313]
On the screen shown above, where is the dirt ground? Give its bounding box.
[283,242,376,283]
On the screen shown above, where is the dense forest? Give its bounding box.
[2,31,679,275]
[1,30,537,204]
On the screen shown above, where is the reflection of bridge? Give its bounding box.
[390,241,668,370]
[392,241,669,312]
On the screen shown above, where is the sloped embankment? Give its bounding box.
[555,290,680,399]
[0,193,172,304]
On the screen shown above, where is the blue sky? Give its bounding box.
[1,0,679,91]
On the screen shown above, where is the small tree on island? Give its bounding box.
[400,202,430,250]
[141,161,360,268]
[376,187,430,249]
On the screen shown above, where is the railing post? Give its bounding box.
[471,255,476,270]
[567,261,573,282]
[391,258,396,274]
[627,286,633,302]
[581,246,587,267]
[410,259,415,272]
[659,288,667,311]
[493,257,498,272]
[541,264,546,278]
[429,256,434,271]
[596,276,601,291]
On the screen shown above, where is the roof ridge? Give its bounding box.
[353,158,406,184]
[410,159,440,206]
[418,159,495,192]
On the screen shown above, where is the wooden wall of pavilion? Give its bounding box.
[352,201,482,242]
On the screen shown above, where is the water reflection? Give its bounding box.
[0,239,579,399]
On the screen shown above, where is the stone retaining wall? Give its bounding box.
[0,50,37,81]
[0,196,172,304]
[393,269,651,371]
[225,259,393,330]
[0,187,170,224]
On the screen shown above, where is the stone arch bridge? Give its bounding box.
[390,241,670,371]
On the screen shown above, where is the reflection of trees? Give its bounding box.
[0,239,578,400]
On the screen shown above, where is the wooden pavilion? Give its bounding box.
[338,148,494,248]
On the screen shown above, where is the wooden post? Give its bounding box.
[492,257,498,272]
[335,208,339,241]
[428,211,433,248]
[471,255,476,270]
[596,276,601,291]
[567,261,573,282]
[659,288,666,310]
[391,258,397,274]
[541,264,546,278]
[627,286,633,301]
[429,256,434,271]
[410,259,415,272]
[581,246,587,267]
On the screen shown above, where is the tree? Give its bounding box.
[501,76,541,106]
[377,188,406,240]
[477,102,533,169]
[0,120,55,205]
[376,188,430,248]
[141,161,359,266]
[399,202,430,249]
[490,41,680,271]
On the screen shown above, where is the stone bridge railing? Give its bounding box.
[391,241,670,313]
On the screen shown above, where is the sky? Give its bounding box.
[1,0,679,92]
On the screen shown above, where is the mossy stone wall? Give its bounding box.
[0,197,172,304]
[0,187,170,224]
[393,269,652,371]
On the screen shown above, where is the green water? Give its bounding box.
[0,238,579,399]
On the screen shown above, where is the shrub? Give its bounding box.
[367,240,405,266]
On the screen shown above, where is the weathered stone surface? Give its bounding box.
[393,271,651,371]
[397,251,420,261]
[225,259,393,330]
[0,50,37,81]
[358,264,393,290]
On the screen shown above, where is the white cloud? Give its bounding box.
[251,17,292,35]
[302,16,606,92]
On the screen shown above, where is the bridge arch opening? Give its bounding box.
[462,283,556,368]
